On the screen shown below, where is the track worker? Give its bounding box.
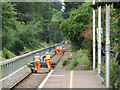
[56,47,59,54]
[43,52,52,72]
[60,47,63,54]
[33,53,41,73]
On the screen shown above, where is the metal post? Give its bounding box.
[106,4,110,88]
[0,65,2,79]
[98,0,101,79]
[93,0,96,71]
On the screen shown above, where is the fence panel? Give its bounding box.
[0,42,64,79]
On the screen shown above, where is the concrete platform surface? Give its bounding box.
[42,70,105,88]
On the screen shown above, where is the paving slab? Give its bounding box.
[73,71,105,88]
[43,70,70,88]
[42,70,105,88]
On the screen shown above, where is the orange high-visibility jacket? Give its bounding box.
[45,55,51,61]
[60,47,62,50]
[33,56,41,61]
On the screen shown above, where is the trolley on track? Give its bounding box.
[27,61,56,73]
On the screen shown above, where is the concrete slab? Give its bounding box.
[42,70,105,88]
[1,66,31,88]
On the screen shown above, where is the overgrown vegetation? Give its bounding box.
[70,59,79,70]
[2,2,64,57]
[101,55,119,88]
[61,59,67,66]
[2,48,15,60]
[60,3,92,45]
[68,48,92,70]
[1,1,120,88]
[60,2,119,88]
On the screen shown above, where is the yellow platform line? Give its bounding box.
[70,71,73,88]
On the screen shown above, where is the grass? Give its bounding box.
[1,48,16,62]
[101,55,119,88]
[69,49,92,70]
[61,59,67,66]
[0,42,54,62]
[69,59,79,70]
[39,42,53,48]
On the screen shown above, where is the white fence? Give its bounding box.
[0,42,64,79]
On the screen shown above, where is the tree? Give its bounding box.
[2,2,18,48]
[60,3,92,45]
[2,2,64,55]
[62,2,83,19]
[51,2,62,11]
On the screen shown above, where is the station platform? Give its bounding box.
[40,70,105,88]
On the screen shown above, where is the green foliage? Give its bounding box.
[60,3,92,45]
[70,59,79,70]
[69,42,81,52]
[62,2,83,19]
[51,2,62,11]
[101,56,119,88]
[69,49,92,70]
[2,2,18,48]
[49,20,63,43]
[52,8,63,21]
[42,42,52,47]
[15,2,52,43]
[2,2,64,55]
[2,48,10,59]
[110,9,120,47]
[61,59,67,66]
[1,48,15,60]
[1,47,15,60]
[77,49,92,70]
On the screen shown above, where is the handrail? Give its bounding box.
[0,44,56,65]
[0,42,64,78]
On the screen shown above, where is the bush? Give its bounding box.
[82,65,92,70]
[70,59,79,70]
[61,59,67,66]
[69,42,81,52]
[2,48,10,59]
[101,56,119,88]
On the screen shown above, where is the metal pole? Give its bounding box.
[93,0,96,71]
[106,3,110,88]
[98,0,101,79]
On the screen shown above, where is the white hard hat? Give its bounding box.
[45,52,49,55]
[36,53,39,55]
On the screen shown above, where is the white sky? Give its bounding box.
[60,0,64,3]
[60,0,65,12]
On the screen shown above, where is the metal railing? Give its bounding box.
[0,42,64,79]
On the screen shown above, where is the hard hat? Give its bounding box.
[45,52,49,55]
[36,53,39,55]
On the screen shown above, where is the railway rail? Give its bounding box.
[10,45,69,89]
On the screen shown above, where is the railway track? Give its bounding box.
[10,53,56,90]
[10,44,69,89]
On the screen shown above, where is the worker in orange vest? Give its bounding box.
[60,47,63,54]
[56,47,59,54]
[33,53,41,73]
[44,52,52,72]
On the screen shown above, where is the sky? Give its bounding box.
[60,0,65,12]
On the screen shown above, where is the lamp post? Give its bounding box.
[106,3,110,88]
[98,0,102,79]
[93,0,96,71]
